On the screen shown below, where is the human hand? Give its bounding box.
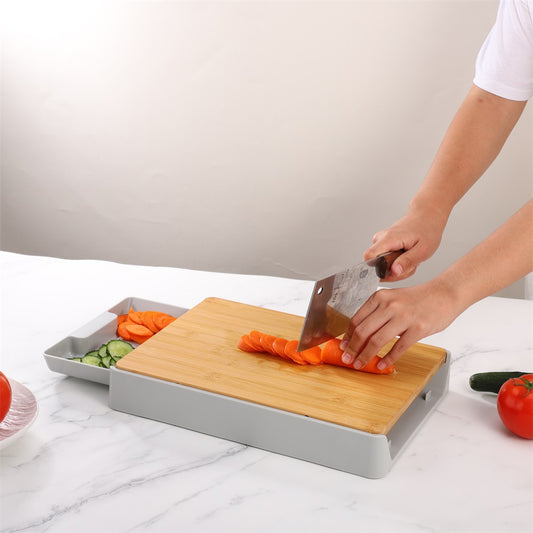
[363,206,448,282]
[339,280,460,370]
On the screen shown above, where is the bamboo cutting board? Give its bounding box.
[117,297,447,435]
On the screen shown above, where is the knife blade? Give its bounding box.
[297,250,404,351]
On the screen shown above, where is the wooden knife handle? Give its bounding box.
[374,250,405,280]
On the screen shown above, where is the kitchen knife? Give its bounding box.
[297,250,404,351]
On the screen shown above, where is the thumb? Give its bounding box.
[386,248,423,281]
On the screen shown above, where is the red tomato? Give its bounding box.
[497,374,533,439]
[0,372,12,424]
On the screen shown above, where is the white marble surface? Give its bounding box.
[1,251,532,533]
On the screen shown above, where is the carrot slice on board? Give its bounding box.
[259,334,277,355]
[272,338,290,359]
[236,332,394,374]
[237,335,260,352]
[248,331,265,351]
[284,340,308,365]
[299,346,322,365]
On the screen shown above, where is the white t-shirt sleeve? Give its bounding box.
[474,0,533,101]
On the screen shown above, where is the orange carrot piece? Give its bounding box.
[320,339,350,367]
[129,333,152,344]
[237,335,260,352]
[360,355,394,374]
[272,338,290,359]
[284,340,308,365]
[124,323,153,338]
[236,332,394,375]
[160,316,176,328]
[117,314,129,326]
[321,339,394,374]
[128,308,145,325]
[123,323,154,345]
[153,313,176,331]
[248,331,265,351]
[141,311,159,333]
[259,334,277,355]
[117,321,133,341]
[299,346,322,365]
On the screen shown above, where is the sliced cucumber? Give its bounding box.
[81,354,102,366]
[98,344,108,358]
[73,339,134,368]
[107,339,134,360]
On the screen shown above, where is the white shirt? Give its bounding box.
[474,0,533,101]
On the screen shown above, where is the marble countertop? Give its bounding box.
[1,251,532,533]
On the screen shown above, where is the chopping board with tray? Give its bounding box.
[45,296,449,478]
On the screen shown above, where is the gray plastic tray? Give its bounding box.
[44,297,188,385]
[44,296,450,478]
[109,353,449,479]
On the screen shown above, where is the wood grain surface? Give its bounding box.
[117,297,447,434]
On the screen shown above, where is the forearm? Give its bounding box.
[435,200,533,312]
[410,85,527,220]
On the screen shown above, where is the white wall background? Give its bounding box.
[1,0,531,298]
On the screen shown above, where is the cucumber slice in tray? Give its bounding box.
[72,339,134,368]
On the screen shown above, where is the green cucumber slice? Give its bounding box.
[81,354,102,366]
[98,344,108,358]
[107,339,134,361]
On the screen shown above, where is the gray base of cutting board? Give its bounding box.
[109,353,450,479]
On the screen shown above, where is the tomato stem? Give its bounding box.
[513,377,533,396]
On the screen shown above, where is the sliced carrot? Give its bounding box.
[153,313,176,331]
[272,338,290,359]
[259,334,277,355]
[284,340,308,365]
[124,323,153,338]
[237,335,260,352]
[123,323,153,345]
[141,311,159,333]
[117,321,133,341]
[116,309,177,343]
[248,331,265,351]
[129,333,152,344]
[117,314,129,326]
[160,316,176,328]
[299,346,322,365]
[128,307,145,325]
[236,332,395,374]
[282,340,321,365]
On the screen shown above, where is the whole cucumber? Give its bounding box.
[469,371,530,394]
